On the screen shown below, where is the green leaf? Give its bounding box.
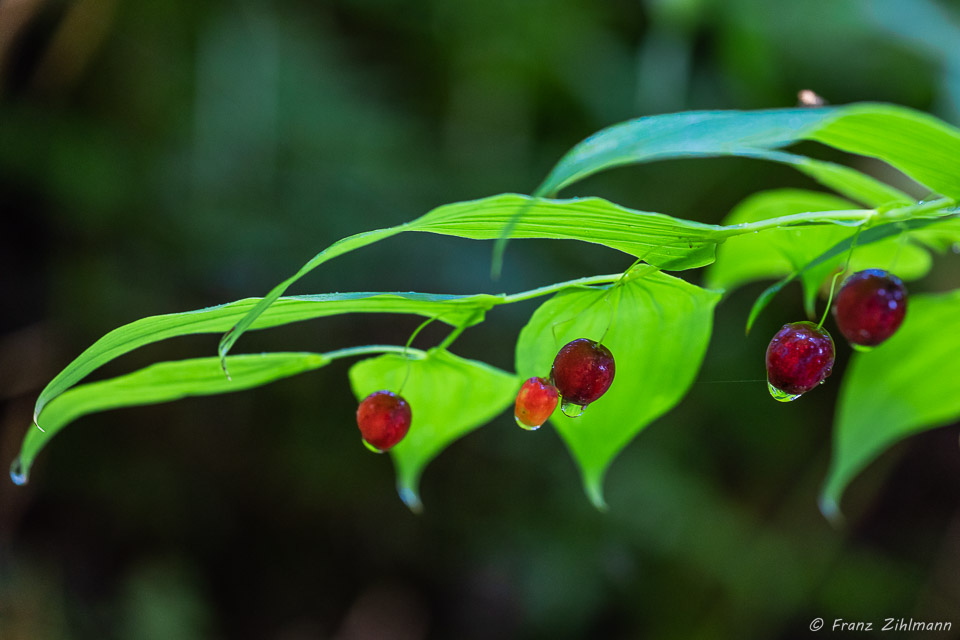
[515,268,720,507]
[536,103,960,199]
[821,291,960,519]
[15,353,332,482]
[707,189,932,317]
[410,193,726,270]
[536,108,831,196]
[744,215,958,334]
[34,292,496,428]
[811,104,960,199]
[492,149,910,274]
[740,150,914,208]
[348,348,518,510]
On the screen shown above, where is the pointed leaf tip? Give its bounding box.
[818,495,844,528]
[585,475,609,512]
[398,485,423,514]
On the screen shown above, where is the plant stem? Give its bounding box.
[324,345,427,362]
[437,310,483,351]
[500,273,623,304]
[722,209,873,237]
[719,197,957,239]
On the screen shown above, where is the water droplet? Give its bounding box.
[851,343,874,353]
[362,439,385,454]
[515,415,541,431]
[767,381,800,402]
[10,457,28,486]
[560,401,586,418]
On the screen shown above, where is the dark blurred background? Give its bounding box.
[3,0,960,638]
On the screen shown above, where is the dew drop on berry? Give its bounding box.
[767,382,800,403]
[560,400,586,418]
[515,416,538,431]
[362,439,386,454]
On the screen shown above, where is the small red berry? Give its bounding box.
[356,390,412,452]
[551,338,616,407]
[832,269,907,348]
[515,376,560,430]
[765,321,835,400]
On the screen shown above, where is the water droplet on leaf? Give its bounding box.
[767,381,800,402]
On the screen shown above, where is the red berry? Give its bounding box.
[356,390,412,452]
[551,338,616,407]
[832,269,907,347]
[765,322,835,400]
[515,376,560,430]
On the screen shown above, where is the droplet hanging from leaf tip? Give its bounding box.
[767,381,800,402]
[10,457,27,486]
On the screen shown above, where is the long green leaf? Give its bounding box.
[708,189,932,317]
[15,353,333,483]
[348,348,518,511]
[409,193,727,270]
[34,292,497,429]
[515,269,720,507]
[536,103,960,198]
[739,150,914,208]
[821,291,960,519]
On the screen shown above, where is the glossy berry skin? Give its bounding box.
[356,390,412,452]
[766,322,835,396]
[515,377,560,429]
[551,339,616,406]
[832,269,907,347]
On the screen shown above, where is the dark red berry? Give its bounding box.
[551,338,616,407]
[515,376,560,430]
[765,322,835,399]
[356,390,412,451]
[832,269,907,347]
